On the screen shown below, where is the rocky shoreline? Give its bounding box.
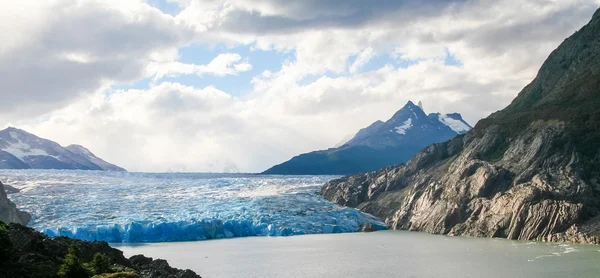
[0,221,202,278]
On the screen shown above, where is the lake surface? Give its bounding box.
[115,230,600,278]
[0,170,385,242]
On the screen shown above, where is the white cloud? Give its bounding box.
[148,53,253,82]
[349,47,375,73]
[0,0,194,119]
[1,0,599,172]
[198,53,252,76]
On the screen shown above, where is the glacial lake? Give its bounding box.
[4,170,600,277]
[115,230,600,278]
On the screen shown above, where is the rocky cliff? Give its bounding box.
[321,8,600,244]
[0,181,30,225]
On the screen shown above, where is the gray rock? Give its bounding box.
[321,9,600,244]
[2,183,20,194]
[130,255,201,278]
[0,181,30,225]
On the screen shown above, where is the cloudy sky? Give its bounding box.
[1,0,599,172]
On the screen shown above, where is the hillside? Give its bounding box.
[321,8,600,244]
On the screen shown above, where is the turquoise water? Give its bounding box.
[115,230,600,278]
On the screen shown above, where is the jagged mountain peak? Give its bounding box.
[389,101,427,121]
[418,101,425,112]
[345,100,470,148]
[263,101,471,175]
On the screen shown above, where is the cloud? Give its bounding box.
[2,0,599,172]
[0,0,194,120]
[149,53,253,82]
[349,47,375,73]
[175,0,468,33]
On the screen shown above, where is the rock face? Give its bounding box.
[321,8,600,244]
[0,127,126,171]
[0,222,201,278]
[129,255,200,278]
[0,181,30,225]
[263,101,471,175]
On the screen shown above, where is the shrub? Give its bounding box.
[57,246,90,278]
[88,253,111,275]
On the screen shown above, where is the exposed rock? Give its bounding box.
[3,182,21,194]
[321,8,600,245]
[359,224,380,232]
[0,181,30,225]
[0,222,201,278]
[130,255,200,278]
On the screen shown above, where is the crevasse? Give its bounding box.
[2,170,386,243]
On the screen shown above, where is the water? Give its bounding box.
[1,170,385,242]
[114,230,600,278]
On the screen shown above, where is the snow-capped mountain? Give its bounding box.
[0,127,126,171]
[263,101,472,175]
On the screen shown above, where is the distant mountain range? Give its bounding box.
[263,101,472,175]
[0,127,125,171]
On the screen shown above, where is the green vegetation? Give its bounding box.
[57,247,90,278]
[0,222,13,261]
[92,272,140,278]
[474,69,600,178]
[88,253,111,275]
[480,136,510,162]
[58,247,128,278]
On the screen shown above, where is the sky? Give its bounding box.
[1,0,599,173]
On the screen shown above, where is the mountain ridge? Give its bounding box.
[263,101,471,175]
[0,127,125,172]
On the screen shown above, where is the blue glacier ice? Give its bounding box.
[1,170,387,243]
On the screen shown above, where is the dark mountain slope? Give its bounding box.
[264,101,471,175]
[321,8,600,244]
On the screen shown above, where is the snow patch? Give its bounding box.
[395,118,413,135]
[438,114,470,133]
[2,139,49,159]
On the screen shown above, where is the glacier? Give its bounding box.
[0,170,386,243]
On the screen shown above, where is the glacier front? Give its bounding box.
[1,171,386,242]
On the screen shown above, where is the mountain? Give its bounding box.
[321,8,600,244]
[263,101,471,175]
[65,144,126,172]
[0,127,125,171]
[0,181,30,225]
